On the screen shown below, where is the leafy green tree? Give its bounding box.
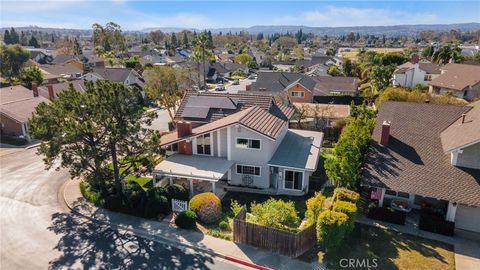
[192,32,214,89]
[324,104,376,188]
[316,210,350,252]
[250,198,300,230]
[144,66,181,121]
[433,44,463,64]
[29,81,161,200]
[234,53,252,65]
[0,44,30,85]
[343,59,356,77]
[327,65,341,76]
[22,65,43,88]
[92,22,126,52]
[125,55,141,70]
[28,36,39,48]
[421,46,434,59]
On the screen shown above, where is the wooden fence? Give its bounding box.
[233,206,316,258]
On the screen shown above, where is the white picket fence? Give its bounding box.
[171,199,188,213]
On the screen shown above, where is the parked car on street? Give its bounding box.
[232,80,240,85]
[215,84,226,91]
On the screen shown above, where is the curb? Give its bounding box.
[25,142,41,150]
[62,180,271,270]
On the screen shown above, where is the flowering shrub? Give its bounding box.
[189,192,222,224]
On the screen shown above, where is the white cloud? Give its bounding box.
[275,6,441,27]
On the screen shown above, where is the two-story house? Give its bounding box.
[362,101,480,233]
[428,63,480,101]
[153,92,323,197]
[392,61,441,88]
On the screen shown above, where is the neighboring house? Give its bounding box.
[0,85,49,142]
[292,102,350,129]
[139,49,167,66]
[305,64,330,76]
[82,68,145,88]
[199,62,249,83]
[392,62,441,88]
[39,63,84,84]
[251,72,358,102]
[216,53,235,63]
[250,72,317,103]
[313,76,358,96]
[153,92,323,196]
[52,54,105,71]
[362,101,480,233]
[428,63,480,101]
[38,80,86,99]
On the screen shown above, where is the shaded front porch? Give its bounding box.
[361,187,456,236]
[153,154,234,199]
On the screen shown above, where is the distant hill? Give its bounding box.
[2,23,479,37]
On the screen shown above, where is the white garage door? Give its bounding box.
[455,205,480,233]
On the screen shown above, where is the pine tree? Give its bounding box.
[182,31,189,48]
[28,36,40,48]
[207,30,213,49]
[171,33,177,48]
[3,30,11,44]
[73,38,82,55]
[9,27,19,44]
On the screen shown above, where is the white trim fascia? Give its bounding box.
[227,126,232,160]
[217,129,221,157]
[268,163,314,172]
[444,139,480,154]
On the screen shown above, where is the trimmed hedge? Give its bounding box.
[316,210,350,252]
[368,206,406,225]
[419,212,455,236]
[144,194,170,219]
[175,210,197,229]
[166,184,189,201]
[332,200,357,218]
[305,192,326,226]
[334,188,360,203]
[189,192,222,224]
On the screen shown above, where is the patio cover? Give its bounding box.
[154,154,234,181]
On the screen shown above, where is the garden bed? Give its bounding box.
[300,223,455,270]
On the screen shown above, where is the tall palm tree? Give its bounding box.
[192,32,213,89]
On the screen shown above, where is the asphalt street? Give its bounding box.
[0,148,245,270]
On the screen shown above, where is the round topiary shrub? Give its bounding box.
[189,192,222,224]
[124,181,147,212]
[166,184,189,201]
[175,210,197,229]
[219,220,231,231]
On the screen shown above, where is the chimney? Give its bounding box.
[380,121,391,146]
[176,121,192,137]
[32,83,39,97]
[176,121,193,155]
[47,84,55,100]
[410,54,419,64]
[461,113,467,124]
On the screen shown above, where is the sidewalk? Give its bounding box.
[63,179,318,270]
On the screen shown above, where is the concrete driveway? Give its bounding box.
[0,148,245,269]
[144,108,172,132]
[225,78,256,94]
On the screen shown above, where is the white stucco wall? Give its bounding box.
[456,142,480,169]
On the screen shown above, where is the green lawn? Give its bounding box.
[301,224,455,270]
[222,191,310,219]
[125,175,152,189]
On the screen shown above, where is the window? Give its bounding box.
[196,133,211,155]
[236,138,261,149]
[166,143,178,152]
[236,165,260,176]
[424,74,432,81]
[384,189,410,199]
[284,170,303,190]
[291,91,304,97]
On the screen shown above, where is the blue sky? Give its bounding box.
[0,1,479,30]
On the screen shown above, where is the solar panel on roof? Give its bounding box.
[181,106,210,119]
[186,96,238,110]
